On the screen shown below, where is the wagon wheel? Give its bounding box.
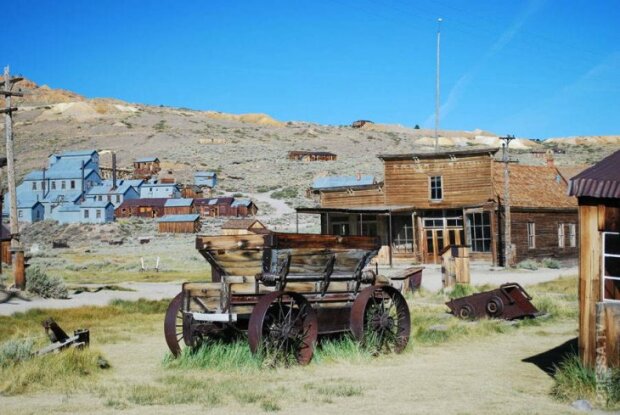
[164,293,187,357]
[248,291,318,365]
[350,285,410,354]
[457,303,475,319]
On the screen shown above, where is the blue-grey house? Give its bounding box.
[79,200,115,224]
[194,171,217,188]
[140,180,180,199]
[86,179,142,208]
[16,200,44,223]
[311,175,376,190]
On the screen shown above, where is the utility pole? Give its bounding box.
[1,66,24,289]
[434,18,442,152]
[500,135,515,267]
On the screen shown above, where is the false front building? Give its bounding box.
[297,148,578,266]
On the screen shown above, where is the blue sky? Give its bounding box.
[3,0,619,138]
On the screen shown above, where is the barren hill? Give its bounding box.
[1,77,617,229]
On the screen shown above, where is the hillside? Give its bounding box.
[1,77,618,233]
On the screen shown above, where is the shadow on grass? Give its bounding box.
[522,337,578,377]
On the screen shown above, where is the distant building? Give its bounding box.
[194,197,234,218]
[221,219,269,235]
[115,198,168,218]
[194,171,217,188]
[133,157,161,179]
[85,179,143,208]
[157,214,201,233]
[288,151,337,162]
[164,198,194,215]
[139,180,180,199]
[231,198,258,217]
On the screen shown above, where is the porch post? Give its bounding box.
[296,211,299,233]
[388,212,393,268]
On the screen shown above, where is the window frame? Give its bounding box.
[568,223,577,248]
[84,209,89,219]
[466,211,492,253]
[428,176,443,202]
[527,222,536,249]
[558,223,565,248]
[602,231,620,303]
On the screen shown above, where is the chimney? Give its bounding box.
[356,172,362,181]
[112,152,117,190]
[81,160,85,202]
[546,150,554,167]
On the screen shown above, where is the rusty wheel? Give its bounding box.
[248,291,318,365]
[164,293,187,357]
[350,285,411,354]
[457,303,474,319]
[485,296,504,317]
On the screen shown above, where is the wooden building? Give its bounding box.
[180,184,204,199]
[114,198,167,218]
[194,197,234,218]
[288,151,337,162]
[157,214,201,234]
[221,219,270,235]
[133,157,161,180]
[569,150,620,369]
[164,198,195,215]
[231,199,258,217]
[297,148,578,266]
[1,224,11,267]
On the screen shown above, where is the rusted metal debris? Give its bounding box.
[165,232,411,365]
[37,318,89,355]
[445,283,539,320]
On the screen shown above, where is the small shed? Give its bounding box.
[180,184,203,199]
[288,151,337,162]
[194,171,218,188]
[221,219,269,236]
[164,198,195,215]
[569,149,620,369]
[231,198,258,217]
[133,157,161,179]
[157,214,201,234]
[194,197,234,217]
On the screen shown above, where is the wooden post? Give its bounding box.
[3,66,25,289]
[500,135,515,267]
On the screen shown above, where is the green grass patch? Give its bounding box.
[164,340,263,372]
[0,347,108,395]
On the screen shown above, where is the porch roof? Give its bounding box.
[296,205,413,215]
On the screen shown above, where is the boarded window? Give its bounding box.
[84,210,89,219]
[527,222,536,249]
[466,211,491,252]
[32,182,37,190]
[71,180,76,189]
[429,176,443,201]
[558,224,565,248]
[603,232,620,301]
[61,181,66,190]
[52,181,57,190]
[96,209,101,219]
[18,210,23,218]
[116,195,120,203]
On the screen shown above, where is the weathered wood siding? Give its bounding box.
[511,209,579,263]
[115,205,165,218]
[164,206,194,215]
[158,220,200,233]
[383,155,494,208]
[1,241,11,265]
[321,187,385,208]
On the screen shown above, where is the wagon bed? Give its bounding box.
[164,232,411,364]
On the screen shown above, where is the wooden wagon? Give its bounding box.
[164,232,411,364]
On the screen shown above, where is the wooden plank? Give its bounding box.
[604,303,620,368]
[272,233,380,250]
[196,234,267,250]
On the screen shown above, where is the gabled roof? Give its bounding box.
[80,200,114,209]
[312,175,375,190]
[143,180,178,188]
[493,164,577,209]
[556,165,591,184]
[24,167,99,181]
[41,191,83,204]
[195,171,217,177]
[194,197,233,206]
[116,198,168,209]
[157,214,200,223]
[87,180,140,196]
[221,219,267,230]
[569,150,620,199]
[164,198,194,207]
[57,149,98,157]
[135,157,159,163]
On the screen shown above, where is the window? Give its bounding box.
[84,210,89,219]
[115,195,120,203]
[602,232,620,302]
[52,181,57,190]
[429,176,443,201]
[331,223,350,236]
[568,224,576,247]
[32,182,37,190]
[96,209,101,219]
[97,195,102,201]
[61,181,66,190]
[558,224,565,248]
[466,212,491,252]
[70,180,76,189]
[18,210,23,218]
[527,222,536,249]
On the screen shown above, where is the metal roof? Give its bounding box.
[116,198,168,208]
[80,200,114,208]
[156,214,200,223]
[231,198,252,207]
[193,197,233,206]
[135,157,159,163]
[378,147,499,161]
[87,180,136,196]
[221,219,265,229]
[312,175,375,190]
[569,150,620,199]
[57,149,97,157]
[296,205,414,214]
[164,198,194,207]
[24,167,98,181]
[195,171,217,177]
